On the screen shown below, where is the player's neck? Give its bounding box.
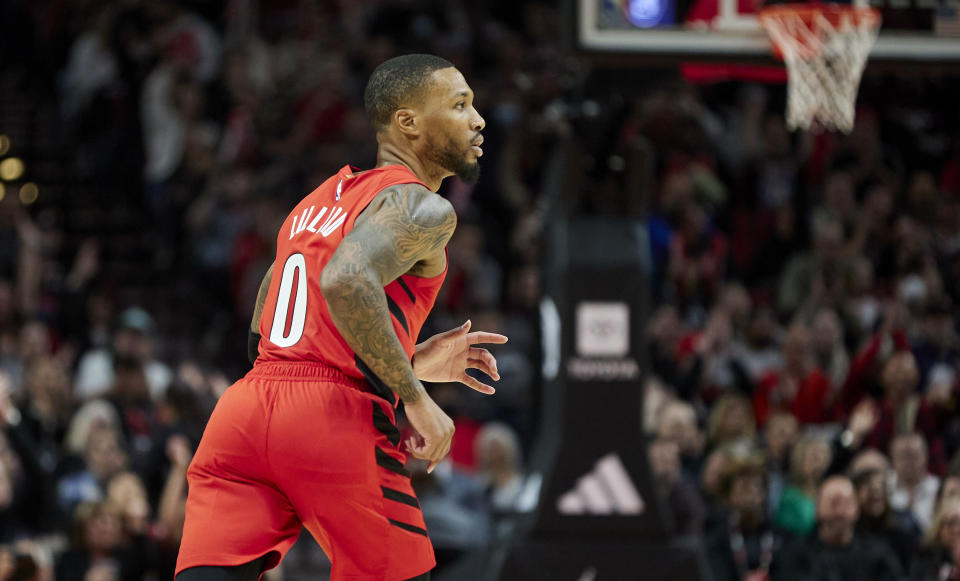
[376,144,446,192]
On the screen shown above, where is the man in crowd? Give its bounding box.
[771,476,902,581]
[705,456,782,581]
[648,437,705,535]
[889,432,941,531]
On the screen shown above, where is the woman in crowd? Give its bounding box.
[775,434,833,536]
[55,500,151,581]
[852,468,922,572]
[909,498,960,580]
[706,394,757,451]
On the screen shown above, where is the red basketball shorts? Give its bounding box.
[175,362,435,580]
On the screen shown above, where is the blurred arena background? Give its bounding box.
[1,0,960,580]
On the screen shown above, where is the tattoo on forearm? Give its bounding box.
[324,272,423,402]
[322,184,455,403]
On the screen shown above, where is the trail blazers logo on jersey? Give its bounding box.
[556,453,645,515]
[289,205,347,239]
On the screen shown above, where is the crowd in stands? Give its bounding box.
[0,0,958,580]
[638,76,960,579]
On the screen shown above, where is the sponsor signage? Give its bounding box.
[556,453,646,515]
[567,301,640,381]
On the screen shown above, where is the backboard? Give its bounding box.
[577,0,960,61]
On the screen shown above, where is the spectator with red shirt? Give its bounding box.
[676,307,752,404]
[837,300,911,411]
[754,322,832,427]
[736,305,784,383]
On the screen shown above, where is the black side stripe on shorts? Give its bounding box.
[372,402,401,446]
[396,277,415,304]
[356,356,397,406]
[385,294,409,335]
[389,519,428,537]
[376,447,411,477]
[382,486,420,508]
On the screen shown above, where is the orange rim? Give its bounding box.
[758,4,881,60]
[757,4,881,28]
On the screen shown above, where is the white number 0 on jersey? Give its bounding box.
[269,253,308,347]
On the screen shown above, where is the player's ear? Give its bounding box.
[394,108,419,137]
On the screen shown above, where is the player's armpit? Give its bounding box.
[319,183,456,404]
[250,263,274,332]
[247,329,261,366]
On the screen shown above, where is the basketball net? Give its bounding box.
[759,4,881,133]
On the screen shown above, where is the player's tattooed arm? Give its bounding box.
[321,184,456,403]
[250,263,274,332]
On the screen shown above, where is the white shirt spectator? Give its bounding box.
[75,349,172,402]
[141,66,184,184]
[888,472,940,531]
[60,32,118,118]
[733,341,783,382]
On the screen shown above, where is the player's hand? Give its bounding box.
[412,320,507,393]
[403,394,455,473]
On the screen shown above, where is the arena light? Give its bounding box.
[0,135,9,156]
[0,157,24,181]
[0,182,5,202]
[19,182,38,205]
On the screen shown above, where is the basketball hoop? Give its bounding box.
[758,3,881,133]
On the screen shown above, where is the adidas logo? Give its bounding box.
[557,453,645,515]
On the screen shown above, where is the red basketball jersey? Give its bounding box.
[256,164,447,403]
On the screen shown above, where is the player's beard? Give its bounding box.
[426,133,481,184]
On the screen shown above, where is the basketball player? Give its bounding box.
[175,54,506,581]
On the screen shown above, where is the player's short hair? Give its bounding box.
[363,54,455,130]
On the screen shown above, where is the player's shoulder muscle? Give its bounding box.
[355,182,456,252]
[323,182,454,286]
